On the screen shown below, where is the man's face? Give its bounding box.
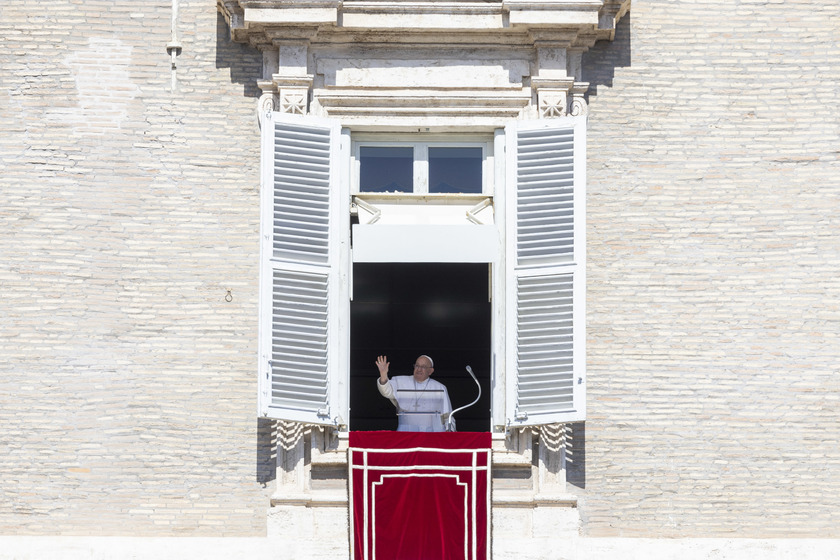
[412,357,434,382]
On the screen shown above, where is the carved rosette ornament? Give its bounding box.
[257,75,314,125]
[538,88,569,118]
[534,82,590,119]
[532,75,574,119]
[271,75,313,115]
[279,87,309,115]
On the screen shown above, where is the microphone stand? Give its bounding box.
[446,366,481,432]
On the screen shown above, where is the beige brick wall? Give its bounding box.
[0,1,269,535]
[1,0,838,539]
[581,0,840,537]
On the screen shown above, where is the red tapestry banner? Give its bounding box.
[349,431,492,560]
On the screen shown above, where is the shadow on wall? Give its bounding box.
[566,422,586,490]
[566,12,632,492]
[216,12,262,98]
[583,13,632,100]
[256,418,277,485]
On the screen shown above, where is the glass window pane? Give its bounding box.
[429,147,482,194]
[359,147,413,193]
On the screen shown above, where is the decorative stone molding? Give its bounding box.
[537,87,569,118]
[279,87,308,114]
[533,82,590,119]
[220,0,630,126]
[277,75,313,111]
[257,76,313,125]
[217,0,246,42]
[598,0,632,41]
[256,37,315,123]
[257,79,276,124]
[569,81,590,116]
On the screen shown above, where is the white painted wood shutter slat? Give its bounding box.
[270,268,328,407]
[259,113,343,425]
[271,123,332,265]
[505,117,586,427]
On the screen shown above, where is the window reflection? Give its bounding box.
[359,147,413,193]
[429,147,482,194]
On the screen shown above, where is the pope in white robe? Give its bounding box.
[376,354,454,432]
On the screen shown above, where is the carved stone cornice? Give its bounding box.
[222,0,630,49]
[222,0,631,125]
[217,0,246,42]
[597,0,631,41]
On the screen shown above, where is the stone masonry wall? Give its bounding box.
[581,0,840,537]
[1,1,269,535]
[1,0,839,540]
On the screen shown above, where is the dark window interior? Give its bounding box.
[350,263,492,432]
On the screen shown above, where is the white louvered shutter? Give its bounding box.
[258,113,344,425]
[505,117,586,427]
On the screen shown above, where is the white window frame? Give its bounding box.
[258,115,586,432]
[351,136,495,196]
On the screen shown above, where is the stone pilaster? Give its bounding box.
[531,38,592,118]
[532,33,573,118]
[275,420,308,499]
[257,39,315,123]
[536,423,568,497]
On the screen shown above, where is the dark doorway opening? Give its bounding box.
[350,263,492,432]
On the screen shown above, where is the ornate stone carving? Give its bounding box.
[256,76,313,121]
[533,80,589,119]
[533,76,574,119]
[538,88,568,118]
[569,82,589,117]
[257,79,276,125]
[258,92,275,115]
[279,87,308,114]
[569,96,587,117]
[222,1,629,125]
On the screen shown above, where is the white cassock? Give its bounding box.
[377,376,454,432]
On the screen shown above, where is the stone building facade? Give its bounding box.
[1,0,839,558]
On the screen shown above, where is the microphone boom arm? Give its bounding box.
[446,366,481,431]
